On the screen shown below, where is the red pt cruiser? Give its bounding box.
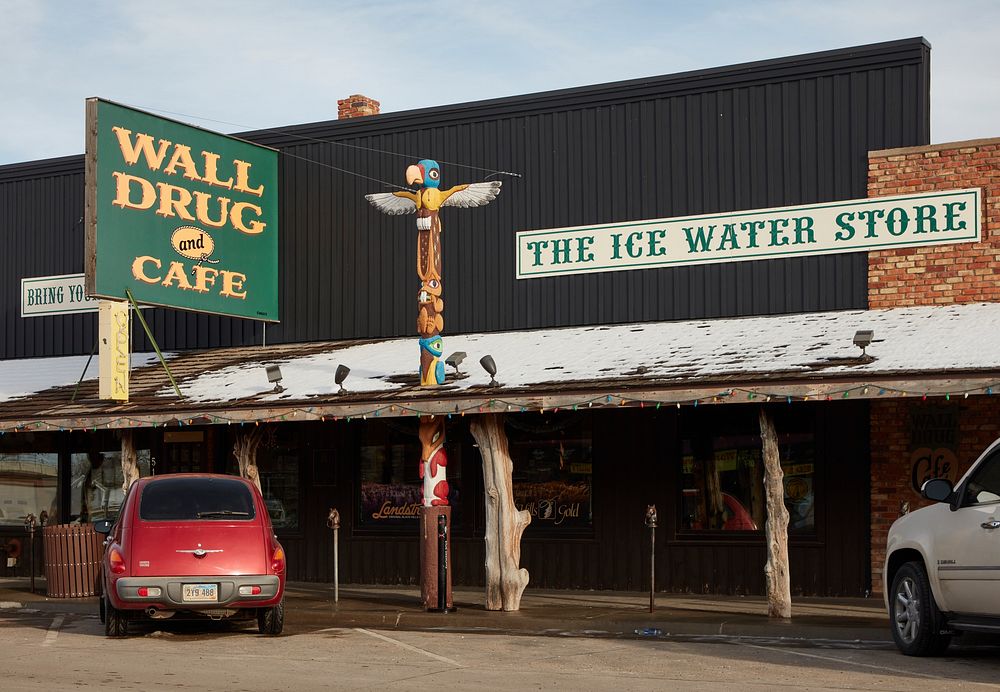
[96,474,286,637]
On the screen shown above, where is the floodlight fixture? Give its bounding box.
[479,354,499,387]
[853,329,874,356]
[335,364,351,394]
[445,351,467,373]
[265,364,285,393]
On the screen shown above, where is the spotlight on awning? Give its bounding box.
[445,351,467,373]
[853,330,874,356]
[335,364,351,394]
[479,354,499,387]
[265,364,285,393]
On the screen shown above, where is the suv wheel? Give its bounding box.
[104,595,129,638]
[258,599,284,636]
[890,561,951,656]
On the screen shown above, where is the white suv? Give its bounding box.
[884,437,1000,655]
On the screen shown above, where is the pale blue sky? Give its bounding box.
[1,0,997,165]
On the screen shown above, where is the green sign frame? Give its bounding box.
[85,99,279,321]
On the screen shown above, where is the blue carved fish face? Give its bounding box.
[419,335,444,357]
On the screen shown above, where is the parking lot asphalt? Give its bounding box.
[1,577,890,645]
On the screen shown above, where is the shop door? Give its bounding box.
[159,432,208,475]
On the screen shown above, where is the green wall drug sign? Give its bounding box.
[85,99,279,321]
[516,189,980,279]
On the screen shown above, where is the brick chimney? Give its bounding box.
[337,94,380,119]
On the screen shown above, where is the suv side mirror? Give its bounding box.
[93,519,113,535]
[921,478,954,504]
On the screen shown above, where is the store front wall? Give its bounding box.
[240,402,870,596]
[0,401,871,595]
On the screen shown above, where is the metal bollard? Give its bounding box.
[644,505,658,613]
[429,514,451,613]
[24,514,36,594]
[326,508,340,603]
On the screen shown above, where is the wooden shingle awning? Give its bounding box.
[2,302,999,433]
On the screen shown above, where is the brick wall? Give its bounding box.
[870,397,1000,593]
[868,138,1000,308]
[867,138,1000,593]
[337,94,380,119]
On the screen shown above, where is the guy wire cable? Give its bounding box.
[127,103,523,189]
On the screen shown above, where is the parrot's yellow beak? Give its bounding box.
[406,164,424,186]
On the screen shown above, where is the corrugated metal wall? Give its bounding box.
[0,39,930,360]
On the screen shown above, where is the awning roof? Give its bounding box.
[2,302,999,432]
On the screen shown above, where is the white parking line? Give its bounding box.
[354,627,463,667]
[42,615,64,647]
[739,643,940,679]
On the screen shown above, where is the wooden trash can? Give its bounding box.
[43,524,103,598]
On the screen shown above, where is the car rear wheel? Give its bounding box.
[257,599,284,636]
[104,595,129,638]
[890,561,951,656]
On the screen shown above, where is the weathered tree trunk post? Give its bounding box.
[759,408,791,619]
[233,426,264,493]
[120,430,139,492]
[470,414,531,611]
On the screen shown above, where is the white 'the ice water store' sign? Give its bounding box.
[21,273,98,317]
[515,189,981,279]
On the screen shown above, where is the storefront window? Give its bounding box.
[256,448,300,532]
[507,413,593,535]
[0,452,58,526]
[679,412,815,534]
[356,420,462,531]
[225,428,302,532]
[70,449,151,523]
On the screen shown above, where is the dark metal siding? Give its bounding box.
[0,39,930,359]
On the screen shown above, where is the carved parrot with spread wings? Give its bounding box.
[365,160,501,386]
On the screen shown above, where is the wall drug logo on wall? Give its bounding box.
[85,99,279,321]
[515,189,981,279]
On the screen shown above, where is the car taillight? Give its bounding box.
[137,587,162,598]
[239,585,262,596]
[271,546,285,574]
[109,547,126,575]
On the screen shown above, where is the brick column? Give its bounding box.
[870,398,1000,593]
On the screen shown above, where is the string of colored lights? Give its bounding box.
[1,381,996,435]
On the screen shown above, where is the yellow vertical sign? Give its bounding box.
[99,300,130,401]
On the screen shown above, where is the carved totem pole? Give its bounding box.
[366,160,501,609]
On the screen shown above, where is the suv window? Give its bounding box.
[139,478,256,521]
[964,450,1000,507]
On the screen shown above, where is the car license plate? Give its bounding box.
[182,584,218,602]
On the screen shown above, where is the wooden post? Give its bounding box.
[120,430,139,492]
[759,408,791,619]
[418,415,452,609]
[470,414,531,611]
[233,426,264,493]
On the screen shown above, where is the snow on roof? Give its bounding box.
[0,353,163,403]
[160,302,1000,404]
[0,303,1000,405]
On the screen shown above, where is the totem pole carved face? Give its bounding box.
[418,335,445,386]
[418,278,442,306]
[419,335,444,359]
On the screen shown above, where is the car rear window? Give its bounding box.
[139,478,256,521]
